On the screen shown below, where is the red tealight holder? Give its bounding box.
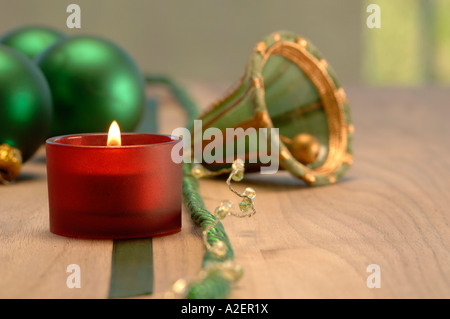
[46,129,183,239]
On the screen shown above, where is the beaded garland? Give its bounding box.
[146,75,256,299]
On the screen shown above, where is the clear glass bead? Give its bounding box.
[231,169,244,182]
[215,200,233,219]
[219,261,244,283]
[172,278,188,296]
[220,200,233,211]
[243,187,256,199]
[239,197,252,212]
[211,240,227,257]
[232,158,245,171]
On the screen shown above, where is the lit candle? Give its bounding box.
[107,120,121,147]
[46,121,183,239]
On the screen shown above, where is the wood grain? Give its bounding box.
[1,84,449,298]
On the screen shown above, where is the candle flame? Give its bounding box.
[107,121,121,146]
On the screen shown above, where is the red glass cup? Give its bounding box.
[46,133,183,239]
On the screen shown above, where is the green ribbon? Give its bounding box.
[108,98,158,299]
[108,239,154,298]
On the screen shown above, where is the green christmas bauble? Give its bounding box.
[35,36,145,136]
[0,45,53,162]
[0,26,65,59]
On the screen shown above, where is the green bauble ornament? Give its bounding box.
[0,45,52,174]
[35,36,145,136]
[0,26,65,59]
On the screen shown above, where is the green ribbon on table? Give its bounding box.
[109,238,154,298]
[108,98,157,299]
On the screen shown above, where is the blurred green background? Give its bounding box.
[0,0,449,87]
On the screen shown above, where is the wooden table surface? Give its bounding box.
[1,83,449,299]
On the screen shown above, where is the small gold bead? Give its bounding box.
[328,175,336,184]
[273,32,281,42]
[252,77,263,89]
[191,164,205,178]
[335,87,347,105]
[289,133,320,165]
[304,173,316,183]
[280,148,291,160]
[255,41,266,53]
[0,143,22,183]
[297,37,307,47]
[343,153,353,165]
[347,124,355,134]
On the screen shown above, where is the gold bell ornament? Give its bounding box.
[189,30,353,186]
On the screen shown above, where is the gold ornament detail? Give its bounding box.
[0,144,23,184]
[281,133,320,165]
